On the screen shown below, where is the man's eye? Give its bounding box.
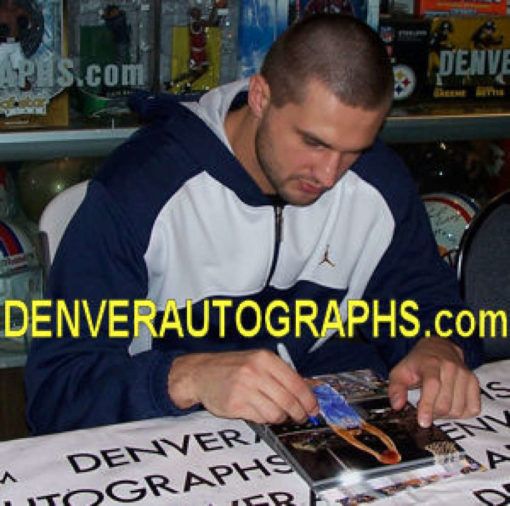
[304,137,322,148]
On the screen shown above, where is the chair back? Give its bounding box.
[457,190,510,361]
[38,180,89,277]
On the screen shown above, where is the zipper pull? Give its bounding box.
[275,205,284,243]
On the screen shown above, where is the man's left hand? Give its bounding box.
[388,336,481,428]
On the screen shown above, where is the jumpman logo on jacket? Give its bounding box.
[319,245,336,267]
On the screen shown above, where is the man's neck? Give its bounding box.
[224,105,275,195]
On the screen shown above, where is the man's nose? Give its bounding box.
[315,151,342,188]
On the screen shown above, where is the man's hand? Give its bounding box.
[388,337,481,428]
[168,349,319,424]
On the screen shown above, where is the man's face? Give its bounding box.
[254,79,388,206]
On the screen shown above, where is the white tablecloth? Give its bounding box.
[0,360,508,505]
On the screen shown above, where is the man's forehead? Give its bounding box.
[294,76,391,116]
[290,102,386,152]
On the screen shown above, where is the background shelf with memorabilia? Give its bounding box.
[0,0,509,440]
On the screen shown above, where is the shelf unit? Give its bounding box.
[0,341,29,369]
[0,127,135,162]
[1,107,509,161]
[382,110,510,144]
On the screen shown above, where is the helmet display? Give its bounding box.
[422,192,479,268]
[0,219,42,339]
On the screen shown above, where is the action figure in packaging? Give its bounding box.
[68,0,154,117]
[0,0,33,86]
[102,5,131,67]
[166,4,216,92]
[0,0,67,129]
[237,0,288,79]
[379,17,430,102]
[162,0,239,94]
[427,16,509,99]
[429,19,454,86]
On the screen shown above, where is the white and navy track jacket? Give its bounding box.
[25,80,482,434]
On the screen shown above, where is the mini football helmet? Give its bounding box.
[0,219,42,334]
[422,192,479,268]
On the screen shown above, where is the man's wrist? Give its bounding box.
[168,354,201,409]
[416,335,464,361]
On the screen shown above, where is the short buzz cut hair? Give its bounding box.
[260,14,394,110]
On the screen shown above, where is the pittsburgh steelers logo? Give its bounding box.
[393,64,416,100]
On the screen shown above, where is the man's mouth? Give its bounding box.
[299,180,324,195]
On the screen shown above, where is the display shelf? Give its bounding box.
[0,127,137,162]
[384,102,510,144]
[0,352,26,369]
[0,105,509,161]
[0,335,30,369]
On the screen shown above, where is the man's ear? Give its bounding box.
[248,74,271,119]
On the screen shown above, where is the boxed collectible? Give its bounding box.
[237,0,382,81]
[416,0,507,17]
[162,0,239,94]
[289,0,380,32]
[379,16,430,101]
[237,0,288,79]
[249,369,476,502]
[68,0,154,117]
[427,16,510,100]
[0,0,68,129]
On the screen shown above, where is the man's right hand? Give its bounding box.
[168,349,319,424]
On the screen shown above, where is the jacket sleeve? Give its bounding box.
[356,149,483,370]
[25,180,198,435]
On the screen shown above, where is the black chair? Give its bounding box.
[457,190,510,362]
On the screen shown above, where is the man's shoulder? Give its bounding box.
[351,139,419,216]
[353,139,413,191]
[93,84,248,213]
[94,125,194,208]
[95,102,226,201]
[80,105,224,241]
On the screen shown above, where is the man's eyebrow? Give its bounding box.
[296,127,372,153]
[296,128,333,149]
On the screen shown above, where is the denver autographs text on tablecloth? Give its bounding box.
[0,412,309,505]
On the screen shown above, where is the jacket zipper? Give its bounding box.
[266,204,283,285]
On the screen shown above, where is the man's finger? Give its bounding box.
[388,380,408,411]
[388,363,421,411]
[269,355,319,417]
[447,369,467,419]
[241,401,285,425]
[417,365,442,428]
[433,360,457,417]
[464,373,481,419]
[248,390,291,425]
[257,373,310,423]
